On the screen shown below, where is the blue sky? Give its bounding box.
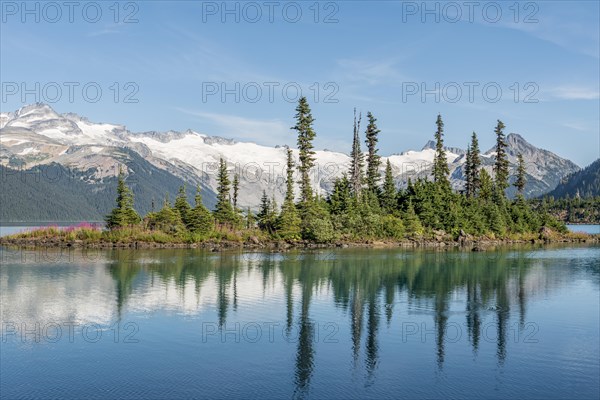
[1,1,599,166]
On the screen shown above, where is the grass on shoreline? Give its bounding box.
[3,225,269,245]
[2,224,596,246]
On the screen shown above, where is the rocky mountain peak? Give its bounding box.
[14,103,59,120]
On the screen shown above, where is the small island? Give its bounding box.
[2,99,598,250]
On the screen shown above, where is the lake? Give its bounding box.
[1,245,599,399]
[566,224,600,234]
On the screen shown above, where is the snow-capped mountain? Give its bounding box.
[1,104,580,217]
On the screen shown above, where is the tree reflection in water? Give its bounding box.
[106,247,544,393]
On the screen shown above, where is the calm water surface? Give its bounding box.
[567,224,600,234]
[1,245,599,399]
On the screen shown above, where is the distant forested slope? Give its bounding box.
[547,159,600,198]
[1,152,216,223]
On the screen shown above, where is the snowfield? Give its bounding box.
[0,104,581,205]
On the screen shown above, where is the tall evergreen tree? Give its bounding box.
[493,120,509,197]
[277,149,302,239]
[381,160,396,212]
[469,132,481,195]
[187,186,213,235]
[432,114,450,188]
[257,190,277,233]
[257,190,271,230]
[364,111,382,193]
[291,97,316,204]
[514,153,526,195]
[174,185,191,225]
[349,108,364,197]
[105,166,140,229]
[232,174,240,209]
[465,145,473,197]
[479,168,493,201]
[284,148,295,204]
[214,157,234,224]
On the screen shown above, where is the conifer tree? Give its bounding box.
[291,97,316,205]
[232,174,240,209]
[214,157,234,224]
[329,175,351,215]
[257,190,271,231]
[514,152,526,195]
[403,200,423,236]
[432,114,450,188]
[284,148,295,204]
[257,192,278,233]
[465,145,473,197]
[349,108,364,197]
[381,160,396,212]
[174,185,191,226]
[105,166,141,229]
[479,168,493,201]
[154,194,184,234]
[493,120,509,197]
[364,111,381,193]
[187,186,213,235]
[277,149,301,239]
[469,132,481,195]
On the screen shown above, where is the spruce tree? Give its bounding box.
[105,166,141,229]
[187,186,213,235]
[232,174,240,209]
[364,111,381,193]
[174,185,191,226]
[381,160,396,212]
[257,192,277,234]
[329,175,351,215]
[349,108,364,197]
[479,168,493,201]
[277,149,301,239]
[403,200,423,236]
[465,145,473,197]
[432,114,450,188]
[284,148,295,204]
[257,190,271,231]
[155,195,184,234]
[514,152,526,195]
[493,120,509,197]
[214,157,234,224]
[469,132,481,195]
[291,97,316,205]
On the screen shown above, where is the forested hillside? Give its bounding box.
[547,159,600,198]
[1,150,216,222]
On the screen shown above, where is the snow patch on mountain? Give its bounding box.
[0,104,581,205]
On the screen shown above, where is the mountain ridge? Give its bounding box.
[546,159,600,198]
[0,104,581,221]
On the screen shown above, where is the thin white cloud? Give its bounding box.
[492,5,599,59]
[336,58,406,86]
[86,29,120,37]
[546,86,600,101]
[561,122,588,132]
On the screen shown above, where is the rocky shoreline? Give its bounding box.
[1,231,597,252]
